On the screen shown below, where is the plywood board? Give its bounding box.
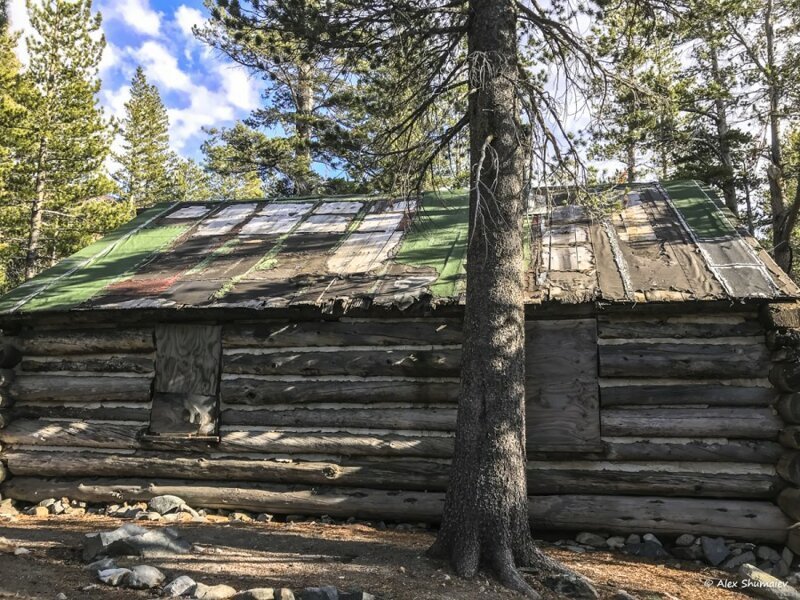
[154,324,222,396]
[525,318,600,450]
[543,224,589,246]
[240,212,306,236]
[295,213,353,234]
[193,203,258,237]
[328,230,404,274]
[313,201,364,215]
[357,212,405,233]
[260,202,314,217]
[542,245,594,272]
[621,204,657,242]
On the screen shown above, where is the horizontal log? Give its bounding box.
[19,355,154,374]
[7,375,152,403]
[223,320,463,347]
[778,394,800,424]
[0,343,21,368]
[598,316,763,340]
[530,495,789,543]
[0,477,445,522]
[777,452,800,486]
[1,477,789,541]
[599,342,770,378]
[5,451,779,497]
[602,407,783,440]
[600,382,776,407]
[9,402,151,422]
[221,407,457,431]
[600,437,783,463]
[220,377,459,405]
[14,329,154,355]
[781,427,800,449]
[219,429,456,458]
[777,487,800,522]
[223,348,461,378]
[770,362,800,393]
[0,419,145,449]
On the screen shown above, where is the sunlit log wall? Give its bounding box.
[0,303,792,543]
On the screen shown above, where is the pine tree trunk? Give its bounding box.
[709,43,737,215]
[294,63,314,196]
[25,138,46,280]
[428,2,591,597]
[626,140,636,183]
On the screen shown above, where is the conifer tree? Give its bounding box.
[116,66,174,208]
[18,0,116,279]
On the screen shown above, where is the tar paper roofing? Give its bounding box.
[0,180,797,315]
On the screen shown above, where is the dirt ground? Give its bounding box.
[0,514,754,600]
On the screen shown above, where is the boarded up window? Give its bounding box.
[149,324,222,438]
[525,318,600,451]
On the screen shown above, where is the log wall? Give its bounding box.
[0,307,792,543]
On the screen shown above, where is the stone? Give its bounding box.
[286,515,305,523]
[51,501,65,515]
[566,545,587,553]
[233,589,276,600]
[85,558,117,573]
[701,536,730,567]
[0,499,19,516]
[606,536,626,550]
[69,508,86,517]
[675,534,695,547]
[625,541,671,560]
[37,498,56,509]
[277,591,295,600]
[148,495,186,515]
[256,514,273,522]
[540,573,599,600]
[739,563,800,600]
[56,593,67,600]
[13,547,31,555]
[774,560,791,579]
[722,551,756,571]
[193,583,239,600]
[575,532,607,548]
[27,506,49,517]
[625,534,641,545]
[230,512,253,523]
[83,524,191,560]
[642,533,661,546]
[784,547,795,568]
[125,565,165,589]
[672,544,705,561]
[162,575,197,597]
[98,568,132,587]
[180,504,200,518]
[300,587,339,600]
[339,593,375,600]
[758,546,783,563]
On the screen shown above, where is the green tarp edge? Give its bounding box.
[662,180,736,240]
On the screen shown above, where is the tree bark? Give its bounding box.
[428,2,588,597]
[25,138,47,280]
[708,42,737,215]
[293,62,314,196]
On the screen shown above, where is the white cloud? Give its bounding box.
[101,0,162,37]
[103,84,131,121]
[8,0,34,64]
[175,5,204,38]
[216,65,260,112]
[134,41,194,92]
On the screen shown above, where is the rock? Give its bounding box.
[774,560,791,579]
[723,551,756,571]
[339,593,375,600]
[233,589,276,600]
[51,501,65,515]
[625,534,641,545]
[83,523,148,561]
[124,565,165,589]
[0,499,19,516]
[162,575,197,597]
[565,545,586,553]
[85,557,117,573]
[672,544,705,561]
[83,524,191,560]
[38,498,56,508]
[783,547,795,567]
[27,506,49,517]
[56,593,67,600]
[701,536,730,567]
[256,513,273,523]
[164,512,193,523]
[136,512,163,521]
[277,591,295,600]
[575,532,607,548]
[180,504,200,518]
[148,495,186,515]
[642,533,661,546]
[13,547,31,555]
[98,568,132,587]
[758,546,783,563]
[611,591,637,600]
[606,536,626,550]
[230,512,253,523]
[540,573,599,599]
[625,541,671,560]
[69,508,86,517]
[300,587,339,600]
[286,515,305,523]
[739,563,800,600]
[675,534,695,547]
[193,583,239,600]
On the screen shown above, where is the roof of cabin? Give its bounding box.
[0,180,797,315]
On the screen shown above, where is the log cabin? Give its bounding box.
[2,179,800,547]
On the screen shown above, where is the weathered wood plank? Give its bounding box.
[155,324,222,395]
[20,355,154,374]
[9,402,150,422]
[778,394,800,424]
[221,407,457,431]
[598,316,763,339]
[223,348,461,378]
[7,375,152,403]
[14,329,154,355]
[0,478,789,541]
[600,437,783,463]
[219,429,455,458]
[529,495,789,542]
[220,377,459,405]
[777,452,800,486]
[222,320,463,348]
[525,319,600,449]
[602,407,782,439]
[600,382,776,407]
[0,419,144,449]
[599,342,770,378]
[781,426,800,449]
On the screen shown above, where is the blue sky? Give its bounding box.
[8,0,263,162]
